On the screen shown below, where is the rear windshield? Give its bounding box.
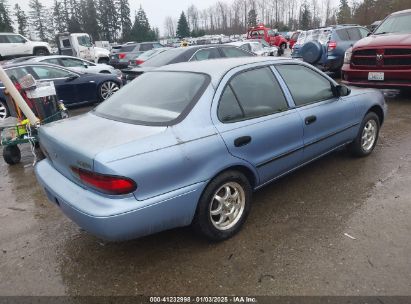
[140,48,187,67]
[374,12,411,34]
[94,72,210,125]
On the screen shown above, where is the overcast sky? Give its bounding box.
[10,0,214,33]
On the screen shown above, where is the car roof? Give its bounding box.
[2,62,81,73]
[0,32,17,35]
[391,9,411,15]
[156,57,291,87]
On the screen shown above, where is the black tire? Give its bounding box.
[192,170,252,241]
[3,145,21,165]
[348,112,380,157]
[300,40,323,64]
[0,99,9,120]
[33,48,49,56]
[278,43,286,56]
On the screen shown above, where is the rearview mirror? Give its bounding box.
[334,84,351,97]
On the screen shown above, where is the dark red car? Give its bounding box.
[342,9,411,92]
[247,25,288,55]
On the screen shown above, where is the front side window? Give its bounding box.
[77,35,92,47]
[218,67,288,123]
[191,48,220,61]
[31,66,72,79]
[347,28,362,40]
[220,47,252,58]
[276,64,335,106]
[95,72,209,125]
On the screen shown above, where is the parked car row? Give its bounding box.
[290,9,411,93]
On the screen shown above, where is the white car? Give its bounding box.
[15,55,122,76]
[0,33,51,59]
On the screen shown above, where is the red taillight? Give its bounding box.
[328,41,337,52]
[71,167,137,195]
[135,59,144,65]
[118,53,126,59]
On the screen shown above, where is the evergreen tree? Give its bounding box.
[247,9,257,27]
[53,0,67,32]
[337,0,351,24]
[29,0,48,41]
[300,2,312,30]
[0,0,13,32]
[82,0,100,40]
[14,4,28,35]
[130,6,153,42]
[176,11,190,38]
[68,15,82,32]
[117,0,132,42]
[97,0,119,41]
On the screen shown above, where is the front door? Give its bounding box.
[275,64,359,162]
[213,66,304,185]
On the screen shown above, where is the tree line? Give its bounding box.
[167,0,411,38]
[0,0,159,43]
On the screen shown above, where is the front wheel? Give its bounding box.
[3,145,21,165]
[278,43,286,56]
[98,81,120,101]
[0,99,9,120]
[193,171,252,241]
[348,112,380,157]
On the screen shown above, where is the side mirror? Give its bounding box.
[367,32,372,37]
[83,63,88,68]
[334,84,351,97]
[274,33,279,37]
[66,74,79,81]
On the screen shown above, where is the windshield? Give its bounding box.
[374,13,411,34]
[140,48,186,67]
[94,72,209,125]
[77,35,93,47]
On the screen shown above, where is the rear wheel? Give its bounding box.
[193,170,252,241]
[0,99,9,120]
[3,145,21,165]
[349,112,380,157]
[98,58,110,65]
[99,81,120,101]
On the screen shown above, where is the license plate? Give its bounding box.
[368,72,384,81]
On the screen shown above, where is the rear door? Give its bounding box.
[212,65,304,184]
[275,63,359,162]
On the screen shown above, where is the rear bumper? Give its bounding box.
[341,64,411,88]
[35,159,206,241]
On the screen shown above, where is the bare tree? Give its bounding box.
[164,16,175,37]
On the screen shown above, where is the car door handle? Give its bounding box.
[305,115,317,125]
[234,136,252,147]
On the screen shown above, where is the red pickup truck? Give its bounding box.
[247,25,288,55]
[342,9,411,93]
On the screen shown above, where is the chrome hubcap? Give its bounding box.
[361,120,377,152]
[100,81,119,100]
[0,102,7,120]
[210,182,245,231]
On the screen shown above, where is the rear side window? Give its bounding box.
[191,48,220,61]
[347,28,362,40]
[276,64,334,106]
[120,45,136,52]
[218,67,288,123]
[220,47,252,58]
[140,44,152,51]
[336,29,350,41]
[43,58,62,65]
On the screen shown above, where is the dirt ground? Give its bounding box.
[0,91,410,296]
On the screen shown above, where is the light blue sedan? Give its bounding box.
[35,57,387,241]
